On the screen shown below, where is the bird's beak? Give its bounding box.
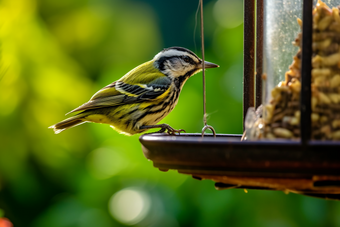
[197,61,219,69]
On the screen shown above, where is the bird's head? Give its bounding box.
[153,47,219,80]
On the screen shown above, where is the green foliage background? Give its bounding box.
[0,0,339,226]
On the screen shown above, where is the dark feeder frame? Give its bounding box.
[139,0,340,200]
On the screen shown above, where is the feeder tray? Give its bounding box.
[140,133,340,200]
[139,0,340,200]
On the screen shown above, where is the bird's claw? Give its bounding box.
[156,125,186,135]
[168,128,185,135]
[143,124,186,135]
[165,126,186,135]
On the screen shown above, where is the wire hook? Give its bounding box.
[202,125,216,137]
[200,0,216,138]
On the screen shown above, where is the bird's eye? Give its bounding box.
[183,56,190,63]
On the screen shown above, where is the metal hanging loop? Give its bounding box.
[201,125,216,137]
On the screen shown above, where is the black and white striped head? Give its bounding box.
[153,47,219,78]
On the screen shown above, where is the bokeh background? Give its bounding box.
[0,0,340,226]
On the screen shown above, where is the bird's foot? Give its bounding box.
[141,124,186,135]
[157,124,186,135]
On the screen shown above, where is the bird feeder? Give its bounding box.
[139,0,340,200]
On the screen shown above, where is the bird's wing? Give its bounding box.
[90,60,168,100]
[68,71,171,115]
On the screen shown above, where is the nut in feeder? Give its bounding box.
[245,0,340,141]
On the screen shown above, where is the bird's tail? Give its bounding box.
[49,115,86,134]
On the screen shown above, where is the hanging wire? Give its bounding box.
[200,0,216,138]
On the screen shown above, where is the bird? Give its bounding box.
[49,47,219,135]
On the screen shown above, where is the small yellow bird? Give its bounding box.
[49,47,219,135]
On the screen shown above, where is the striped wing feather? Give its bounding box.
[68,61,171,114]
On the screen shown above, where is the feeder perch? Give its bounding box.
[139,0,340,200]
